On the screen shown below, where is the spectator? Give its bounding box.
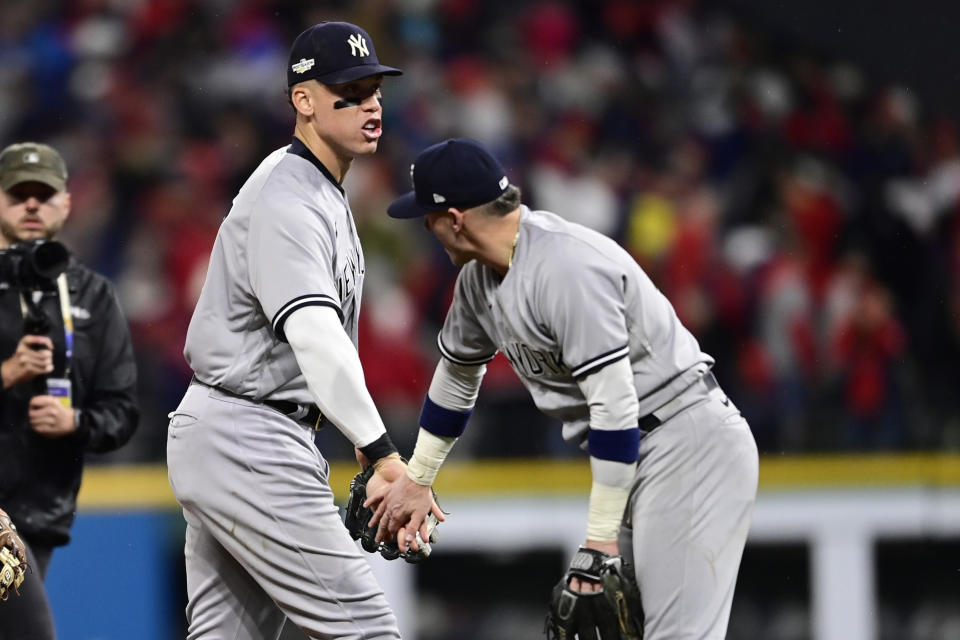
[0,142,139,637]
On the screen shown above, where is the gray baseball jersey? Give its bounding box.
[439,205,714,443]
[437,205,757,639]
[169,138,399,639]
[184,138,364,404]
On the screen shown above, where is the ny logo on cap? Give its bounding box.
[292,58,315,74]
[347,33,369,57]
[22,152,40,164]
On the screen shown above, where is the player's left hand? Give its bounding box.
[28,395,76,438]
[545,546,644,640]
[569,539,620,593]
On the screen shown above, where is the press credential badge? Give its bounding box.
[46,377,72,409]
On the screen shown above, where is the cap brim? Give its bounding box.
[314,64,403,85]
[0,171,65,192]
[387,191,433,219]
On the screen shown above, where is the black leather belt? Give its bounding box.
[638,413,662,432]
[191,376,324,430]
[638,371,719,433]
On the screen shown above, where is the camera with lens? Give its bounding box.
[0,239,69,292]
[0,240,70,395]
[0,238,69,338]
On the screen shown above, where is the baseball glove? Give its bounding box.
[0,508,27,600]
[343,465,440,563]
[544,546,644,640]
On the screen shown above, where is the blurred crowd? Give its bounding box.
[3,0,960,461]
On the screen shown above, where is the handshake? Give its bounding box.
[343,463,442,563]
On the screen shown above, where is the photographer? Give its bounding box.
[0,142,138,638]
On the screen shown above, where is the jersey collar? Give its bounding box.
[287,137,345,196]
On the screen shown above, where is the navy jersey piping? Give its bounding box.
[437,334,497,366]
[571,344,630,379]
[287,137,344,196]
[272,294,344,342]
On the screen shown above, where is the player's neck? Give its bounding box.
[475,207,521,277]
[293,124,352,183]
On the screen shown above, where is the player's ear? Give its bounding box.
[448,207,464,232]
[290,82,316,117]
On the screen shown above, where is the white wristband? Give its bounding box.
[406,427,457,486]
[586,481,630,542]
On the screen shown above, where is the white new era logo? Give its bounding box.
[347,33,369,57]
[23,152,40,164]
[432,193,447,203]
[292,58,315,74]
[499,176,508,189]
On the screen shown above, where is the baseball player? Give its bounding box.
[165,22,428,639]
[369,139,759,638]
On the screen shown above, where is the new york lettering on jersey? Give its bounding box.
[500,342,567,377]
[334,221,364,332]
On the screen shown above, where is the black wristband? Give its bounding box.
[359,432,399,463]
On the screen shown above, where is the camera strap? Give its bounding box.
[18,273,74,378]
[57,273,74,378]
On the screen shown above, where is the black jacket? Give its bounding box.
[0,257,139,546]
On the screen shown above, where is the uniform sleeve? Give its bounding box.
[284,306,387,448]
[536,243,630,379]
[247,195,342,342]
[76,281,139,453]
[437,266,498,365]
[544,247,641,491]
[579,357,640,465]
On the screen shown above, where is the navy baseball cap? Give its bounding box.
[387,139,510,219]
[287,22,402,87]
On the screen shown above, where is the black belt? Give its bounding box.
[191,377,324,430]
[638,371,719,433]
[638,413,662,432]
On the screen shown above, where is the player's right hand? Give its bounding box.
[365,472,444,552]
[368,455,407,486]
[363,455,407,517]
[1,335,54,388]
